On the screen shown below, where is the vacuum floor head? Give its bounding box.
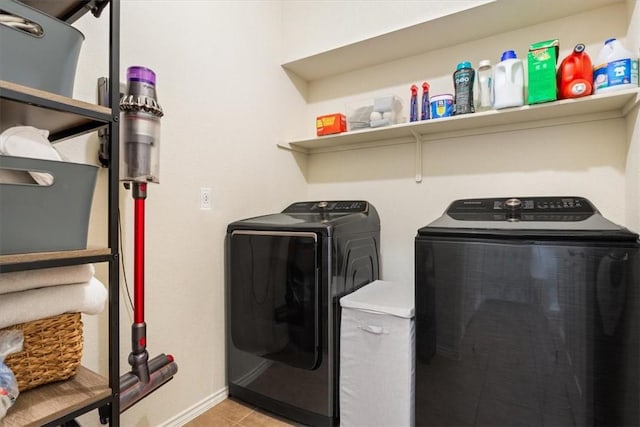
[119,353,178,413]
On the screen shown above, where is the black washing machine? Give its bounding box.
[226,200,380,426]
[415,196,640,426]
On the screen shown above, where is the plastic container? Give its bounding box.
[557,43,593,99]
[430,94,454,119]
[476,60,493,111]
[493,50,525,109]
[453,61,475,115]
[527,39,560,104]
[0,156,98,255]
[0,0,84,97]
[593,38,639,94]
[410,84,419,122]
[420,82,430,120]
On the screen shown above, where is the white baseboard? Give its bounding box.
[159,386,228,427]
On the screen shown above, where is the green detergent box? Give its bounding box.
[527,39,560,104]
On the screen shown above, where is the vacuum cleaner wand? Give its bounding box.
[129,182,150,383]
[119,182,178,413]
[118,66,178,414]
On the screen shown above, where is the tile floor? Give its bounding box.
[184,398,301,427]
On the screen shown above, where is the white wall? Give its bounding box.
[65,1,308,425]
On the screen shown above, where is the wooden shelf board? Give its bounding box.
[3,366,111,427]
[0,248,112,266]
[0,80,111,141]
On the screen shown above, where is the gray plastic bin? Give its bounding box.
[0,156,98,255]
[0,0,84,96]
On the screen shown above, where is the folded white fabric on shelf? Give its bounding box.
[0,264,95,294]
[0,126,62,185]
[0,277,107,329]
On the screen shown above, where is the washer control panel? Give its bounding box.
[447,197,596,222]
[284,200,368,214]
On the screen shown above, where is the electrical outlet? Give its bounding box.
[200,187,211,210]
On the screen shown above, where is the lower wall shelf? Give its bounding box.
[280,88,640,155]
[279,87,640,183]
[3,366,111,427]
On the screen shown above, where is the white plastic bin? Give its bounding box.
[339,280,415,427]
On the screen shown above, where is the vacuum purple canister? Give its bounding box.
[120,66,164,183]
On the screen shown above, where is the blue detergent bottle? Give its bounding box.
[421,82,430,120]
[410,84,419,122]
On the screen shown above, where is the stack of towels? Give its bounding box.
[0,264,107,329]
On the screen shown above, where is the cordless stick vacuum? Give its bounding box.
[118,66,178,413]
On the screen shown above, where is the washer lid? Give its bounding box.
[340,280,414,319]
[419,196,639,241]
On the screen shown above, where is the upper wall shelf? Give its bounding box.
[280,88,640,156]
[0,80,111,142]
[281,0,622,83]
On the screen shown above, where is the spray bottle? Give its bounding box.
[420,82,430,120]
[410,84,419,122]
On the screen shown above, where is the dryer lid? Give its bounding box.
[419,196,639,241]
[227,200,379,235]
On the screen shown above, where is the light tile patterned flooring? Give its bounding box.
[184,398,301,427]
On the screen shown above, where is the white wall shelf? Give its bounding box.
[281,0,621,83]
[279,88,640,182]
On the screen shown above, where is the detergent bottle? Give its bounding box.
[593,38,639,94]
[493,50,524,110]
[453,61,475,115]
[476,60,493,111]
[557,43,593,99]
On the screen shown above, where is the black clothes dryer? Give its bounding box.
[226,200,380,426]
[415,196,640,427]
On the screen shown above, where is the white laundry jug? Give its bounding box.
[493,50,525,110]
[593,38,639,94]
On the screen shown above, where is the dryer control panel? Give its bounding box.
[284,201,368,214]
[447,197,597,222]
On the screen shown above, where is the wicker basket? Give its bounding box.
[2,313,83,391]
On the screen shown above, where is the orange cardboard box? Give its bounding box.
[316,113,347,136]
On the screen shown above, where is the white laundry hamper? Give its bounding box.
[339,280,415,427]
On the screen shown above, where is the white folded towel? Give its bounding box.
[0,126,62,185]
[0,277,107,329]
[0,264,95,294]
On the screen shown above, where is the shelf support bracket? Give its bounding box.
[411,130,423,183]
